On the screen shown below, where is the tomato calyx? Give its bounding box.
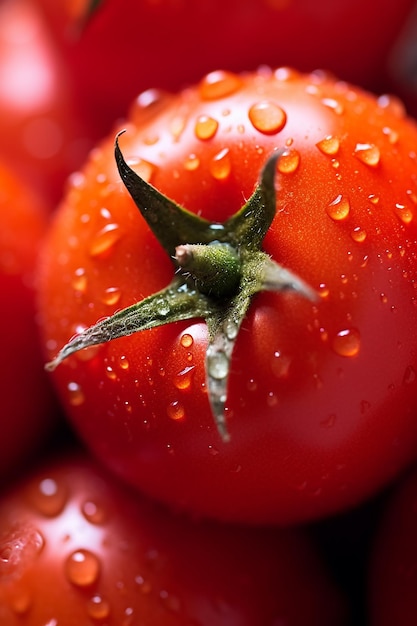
[46,132,316,441]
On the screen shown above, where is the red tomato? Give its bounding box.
[368,466,417,626]
[0,451,347,625]
[0,0,91,207]
[38,0,415,141]
[38,68,417,525]
[0,158,58,481]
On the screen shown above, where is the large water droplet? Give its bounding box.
[316,135,340,155]
[326,194,350,220]
[195,115,219,140]
[332,328,361,357]
[353,143,380,167]
[180,333,193,348]
[395,203,413,224]
[65,549,100,587]
[210,148,231,180]
[248,101,287,134]
[277,148,300,173]
[89,223,123,257]
[199,70,243,100]
[174,366,195,390]
[31,478,68,516]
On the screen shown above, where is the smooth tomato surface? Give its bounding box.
[38,0,415,140]
[368,465,417,626]
[0,158,58,481]
[0,452,346,625]
[39,68,417,525]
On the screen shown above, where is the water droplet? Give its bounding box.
[180,333,194,348]
[210,148,231,180]
[167,400,185,421]
[65,549,100,587]
[208,444,220,456]
[118,355,130,371]
[403,365,416,385]
[321,97,344,115]
[199,70,243,100]
[170,115,186,141]
[31,478,68,516]
[382,126,399,144]
[81,500,107,524]
[368,194,380,205]
[266,391,278,407]
[126,157,156,182]
[316,135,340,155]
[395,203,413,224]
[351,227,367,242]
[332,328,361,357]
[72,267,87,294]
[87,594,110,620]
[105,366,117,381]
[270,351,291,378]
[277,148,300,173]
[354,143,380,167]
[377,93,406,117]
[67,381,86,406]
[223,319,238,339]
[318,283,330,299]
[184,153,200,171]
[195,115,219,140]
[326,194,350,220]
[155,297,170,316]
[89,223,123,257]
[248,101,286,134]
[174,366,195,390]
[101,286,122,306]
[208,351,229,379]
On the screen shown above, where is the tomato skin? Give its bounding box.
[38,68,417,525]
[0,158,58,481]
[0,451,347,625]
[37,0,415,141]
[368,466,417,626]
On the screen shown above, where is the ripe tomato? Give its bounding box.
[368,465,417,626]
[38,0,415,141]
[0,0,91,207]
[0,158,58,481]
[0,451,347,625]
[38,68,417,525]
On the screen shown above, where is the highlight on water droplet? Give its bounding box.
[89,223,123,257]
[316,135,340,156]
[210,148,231,180]
[248,101,287,134]
[174,365,195,390]
[277,148,300,174]
[332,328,361,357]
[326,194,350,221]
[353,143,380,167]
[65,549,100,587]
[194,114,219,140]
[199,70,243,100]
[67,381,85,406]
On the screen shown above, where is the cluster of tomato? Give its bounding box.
[4,0,417,624]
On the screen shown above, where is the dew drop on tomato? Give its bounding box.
[81,500,107,524]
[65,549,100,587]
[89,223,123,257]
[67,381,85,406]
[198,70,243,100]
[316,135,340,156]
[351,227,367,242]
[353,143,381,167]
[332,328,361,357]
[71,267,87,294]
[210,148,231,180]
[377,93,406,117]
[321,97,344,115]
[30,478,68,516]
[326,194,350,221]
[277,148,300,174]
[184,153,200,171]
[180,333,194,348]
[174,366,195,390]
[248,101,287,134]
[395,203,413,224]
[167,400,185,421]
[87,594,111,620]
[194,114,219,140]
[101,286,122,306]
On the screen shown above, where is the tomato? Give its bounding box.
[0,0,91,207]
[0,451,347,625]
[38,67,417,525]
[0,158,58,481]
[38,0,415,141]
[368,465,417,626]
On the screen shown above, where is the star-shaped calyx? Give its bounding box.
[46,131,317,441]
